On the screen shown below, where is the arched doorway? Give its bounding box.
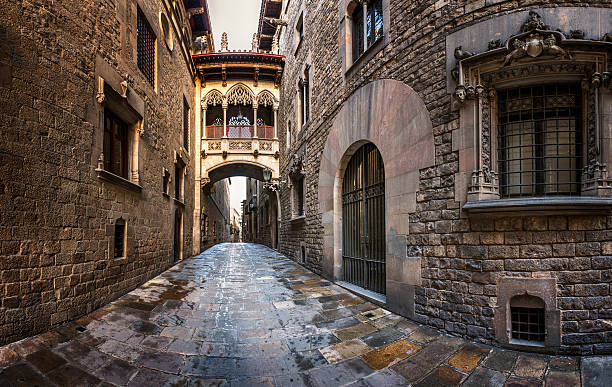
[342,142,386,294]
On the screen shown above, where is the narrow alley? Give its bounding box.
[0,244,607,386]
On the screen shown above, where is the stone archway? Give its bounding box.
[318,79,434,318]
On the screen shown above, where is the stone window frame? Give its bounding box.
[94,58,144,194]
[294,11,304,55]
[136,5,158,91]
[494,277,561,351]
[183,95,191,153]
[174,151,187,205]
[339,0,390,75]
[450,11,612,216]
[159,11,173,52]
[162,167,171,198]
[106,216,134,262]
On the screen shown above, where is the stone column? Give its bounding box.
[193,84,202,255]
[362,2,368,52]
[273,103,278,139]
[222,102,228,138]
[202,103,207,139]
[253,101,258,139]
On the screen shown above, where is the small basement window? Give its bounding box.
[114,219,126,258]
[510,295,545,343]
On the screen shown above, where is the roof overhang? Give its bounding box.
[257,0,283,52]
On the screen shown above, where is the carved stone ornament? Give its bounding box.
[288,152,304,178]
[96,76,105,104]
[582,160,612,196]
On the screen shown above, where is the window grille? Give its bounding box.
[183,98,190,150]
[137,8,156,87]
[295,177,304,216]
[498,84,582,197]
[511,306,545,342]
[103,110,129,178]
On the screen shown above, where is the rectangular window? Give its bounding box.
[137,8,156,87]
[352,5,364,61]
[162,168,171,195]
[175,163,184,201]
[352,0,383,62]
[183,98,190,150]
[114,220,126,258]
[498,84,582,197]
[511,306,545,342]
[103,110,129,179]
[295,177,304,216]
[296,13,304,42]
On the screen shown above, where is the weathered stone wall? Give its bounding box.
[0,0,196,344]
[277,0,612,354]
[201,179,232,249]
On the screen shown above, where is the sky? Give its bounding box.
[208,0,262,214]
[208,0,262,51]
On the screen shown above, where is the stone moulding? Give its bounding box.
[450,9,612,206]
[318,79,435,320]
[95,168,143,193]
[494,277,561,353]
[463,196,612,217]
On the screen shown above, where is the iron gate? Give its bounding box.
[342,143,386,294]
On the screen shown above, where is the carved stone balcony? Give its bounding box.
[201,126,280,186]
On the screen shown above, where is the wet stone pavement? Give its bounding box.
[1,243,610,386]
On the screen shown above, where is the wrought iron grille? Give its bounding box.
[511,306,545,342]
[342,143,385,294]
[183,98,190,150]
[137,8,155,87]
[498,84,582,197]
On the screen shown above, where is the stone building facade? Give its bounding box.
[275,0,612,355]
[0,0,212,344]
[243,177,280,248]
[200,179,232,250]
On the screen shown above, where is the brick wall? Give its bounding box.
[0,0,196,344]
[277,0,612,354]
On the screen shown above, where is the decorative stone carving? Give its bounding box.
[260,141,273,151]
[257,91,275,107]
[226,84,254,106]
[228,141,251,150]
[209,141,222,151]
[251,33,258,52]
[582,161,612,196]
[96,76,105,104]
[120,80,128,99]
[205,90,223,106]
[288,152,304,178]
[503,32,570,66]
[454,46,474,60]
[220,32,228,52]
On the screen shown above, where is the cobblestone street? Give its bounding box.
[0,243,609,386]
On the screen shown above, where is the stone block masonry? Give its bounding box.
[276,0,612,355]
[0,0,197,344]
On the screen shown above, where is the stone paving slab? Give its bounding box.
[0,243,609,386]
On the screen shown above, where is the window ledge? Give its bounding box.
[96,169,142,193]
[345,37,384,77]
[288,215,306,223]
[463,196,612,217]
[162,192,170,199]
[173,198,185,208]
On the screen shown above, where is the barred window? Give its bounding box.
[137,8,156,87]
[498,84,582,197]
[183,98,190,150]
[510,295,546,343]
